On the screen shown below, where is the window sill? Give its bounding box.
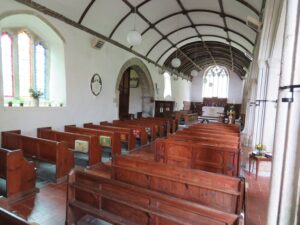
[2,106,66,111]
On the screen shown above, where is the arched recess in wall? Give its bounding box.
[115,58,155,118]
[0,11,66,106]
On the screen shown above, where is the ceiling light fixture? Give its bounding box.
[190,70,198,77]
[127,7,142,46]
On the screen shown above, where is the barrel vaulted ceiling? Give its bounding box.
[14,0,265,79]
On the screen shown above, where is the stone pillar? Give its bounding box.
[267,0,300,224]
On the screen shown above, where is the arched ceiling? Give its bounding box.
[14,0,265,80]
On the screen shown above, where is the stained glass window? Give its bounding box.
[1,33,14,97]
[35,43,46,96]
[18,32,31,97]
[202,66,229,98]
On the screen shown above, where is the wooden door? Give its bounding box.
[119,68,130,119]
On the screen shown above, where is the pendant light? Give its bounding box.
[127,7,142,46]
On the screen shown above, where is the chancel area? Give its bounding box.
[0,0,299,225]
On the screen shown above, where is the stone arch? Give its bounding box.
[116,57,155,117]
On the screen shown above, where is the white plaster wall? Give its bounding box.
[191,69,244,104]
[0,0,191,139]
[129,86,142,116]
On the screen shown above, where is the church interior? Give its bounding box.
[0,0,299,225]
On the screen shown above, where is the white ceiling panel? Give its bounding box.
[158,47,177,65]
[189,12,224,27]
[140,0,181,23]
[223,0,259,23]
[226,18,256,43]
[202,37,229,45]
[156,14,190,36]
[132,30,162,55]
[112,14,149,47]
[181,0,220,11]
[229,32,253,53]
[196,26,227,38]
[156,14,191,35]
[34,0,90,22]
[177,37,201,48]
[168,28,198,43]
[82,0,129,37]
[247,0,263,12]
[148,40,172,61]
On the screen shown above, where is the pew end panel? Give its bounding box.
[0,148,38,203]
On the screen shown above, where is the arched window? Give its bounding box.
[1,33,14,97]
[163,72,172,99]
[18,32,32,97]
[202,66,229,98]
[1,29,49,106]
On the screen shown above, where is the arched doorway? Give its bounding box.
[116,58,155,119]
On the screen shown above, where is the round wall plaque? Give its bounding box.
[90,73,102,96]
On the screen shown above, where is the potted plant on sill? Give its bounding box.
[29,88,43,106]
[8,101,13,107]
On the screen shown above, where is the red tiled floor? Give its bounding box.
[244,169,270,225]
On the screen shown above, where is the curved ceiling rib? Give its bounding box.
[146,23,254,58]
[14,0,263,81]
[156,35,250,64]
[141,9,257,36]
[78,0,95,24]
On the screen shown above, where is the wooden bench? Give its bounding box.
[171,132,240,148]
[65,167,240,225]
[83,123,136,150]
[101,121,148,145]
[0,207,37,225]
[0,148,37,202]
[1,130,74,183]
[154,138,240,176]
[190,124,240,133]
[112,155,244,214]
[137,117,178,135]
[183,113,199,125]
[64,125,121,157]
[37,127,101,166]
[113,120,158,141]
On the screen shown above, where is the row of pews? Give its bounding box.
[65,122,244,225]
[0,117,176,224]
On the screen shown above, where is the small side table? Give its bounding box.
[249,154,272,180]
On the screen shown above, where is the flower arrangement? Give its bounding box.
[255,144,265,152]
[227,105,236,116]
[29,88,43,99]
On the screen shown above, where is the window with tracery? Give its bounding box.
[163,72,172,99]
[202,66,229,98]
[1,30,48,105]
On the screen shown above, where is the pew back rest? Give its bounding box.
[112,155,243,214]
[155,138,240,176]
[64,125,121,155]
[69,169,239,225]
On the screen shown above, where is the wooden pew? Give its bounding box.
[176,129,240,142]
[171,132,240,148]
[64,125,121,156]
[65,167,239,225]
[137,117,177,135]
[113,120,158,141]
[1,130,74,183]
[37,127,101,166]
[134,118,167,137]
[183,113,199,125]
[190,124,240,133]
[0,207,36,225]
[112,155,244,214]
[83,123,136,150]
[167,133,240,149]
[0,148,37,202]
[154,138,240,176]
[100,121,148,145]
